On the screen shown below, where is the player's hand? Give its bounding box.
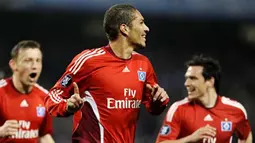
[146,84,169,102]
[0,120,19,137]
[66,82,84,113]
[187,124,216,142]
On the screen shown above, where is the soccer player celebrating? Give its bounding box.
[0,40,54,143]
[45,4,169,143]
[156,55,252,143]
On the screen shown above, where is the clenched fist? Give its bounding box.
[0,120,19,137]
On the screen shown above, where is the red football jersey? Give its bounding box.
[0,78,53,143]
[45,45,169,143]
[156,96,251,143]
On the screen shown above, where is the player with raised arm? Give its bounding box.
[45,4,169,143]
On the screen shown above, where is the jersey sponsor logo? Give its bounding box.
[160,125,171,135]
[203,137,216,143]
[10,120,39,139]
[36,105,46,117]
[107,98,141,109]
[137,71,146,82]
[107,88,141,109]
[61,74,72,87]
[221,121,232,131]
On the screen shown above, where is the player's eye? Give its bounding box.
[190,76,198,80]
[24,58,31,62]
[36,59,42,63]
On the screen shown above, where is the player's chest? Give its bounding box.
[89,62,147,97]
[182,108,237,143]
[1,96,46,124]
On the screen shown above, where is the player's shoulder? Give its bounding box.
[0,78,8,89]
[67,46,107,75]
[220,96,248,119]
[75,46,107,61]
[34,83,49,96]
[165,98,189,122]
[132,51,150,61]
[0,79,11,99]
[169,98,190,110]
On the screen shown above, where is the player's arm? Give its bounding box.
[156,101,216,143]
[235,103,252,143]
[45,51,90,116]
[142,60,169,115]
[158,124,216,143]
[44,62,83,117]
[156,102,182,143]
[0,89,19,138]
[44,49,97,117]
[158,137,189,143]
[238,132,252,143]
[39,134,54,143]
[39,109,55,143]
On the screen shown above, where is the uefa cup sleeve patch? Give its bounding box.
[137,71,146,82]
[36,106,46,117]
[61,74,72,87]
[160,125,171,135]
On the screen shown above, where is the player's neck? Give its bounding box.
[199,88,218,108]
[12,75,32,94]
[109,39,134,59]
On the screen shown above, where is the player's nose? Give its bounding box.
[144,24,149,32]
[184,79,190,87]
[31,60,39,70]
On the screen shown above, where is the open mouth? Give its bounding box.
[187,87,196,94]
[29,73,37,78]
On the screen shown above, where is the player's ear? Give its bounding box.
[9,59,17,72]
[206,77,215,87]
[120,24,129,36]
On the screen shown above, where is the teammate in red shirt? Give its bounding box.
[45,4,169,143]
[0,40,54,143]
[156,55,252,143]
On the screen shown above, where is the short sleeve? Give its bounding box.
[156,102,182,142]
[235,107,251,140]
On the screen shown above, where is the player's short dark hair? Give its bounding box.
[11,40,41,60]
[185,54,221,94]
[103,4,137,41]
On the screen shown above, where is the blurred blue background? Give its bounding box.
[0,0,255,142]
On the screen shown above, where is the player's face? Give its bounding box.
[127,10,149,48]
[184,66,208,100]
[12,48,42,86]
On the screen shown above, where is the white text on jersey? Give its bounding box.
[11,120,39,139]
[107,88,141,109]
[203,137,216,143]
[124,88,136,98]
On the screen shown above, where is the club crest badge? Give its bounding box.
[137,71,146,82]
[36,105,46,117]
[221,120,232,132]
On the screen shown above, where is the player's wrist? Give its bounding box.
[0,127,5,137]
[66,101,77,114]
[66,102,73,113]
[182,135,192,143]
